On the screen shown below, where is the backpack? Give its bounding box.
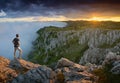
[13,38,19,47]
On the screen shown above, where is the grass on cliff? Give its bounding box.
[28,21,120,66]
[66,21,120,30]
[28,37,89,66]
[98,38,120,48]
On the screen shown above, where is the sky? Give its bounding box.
[0,0,120,22]
[0,0,69,59]
[0,21,66,59]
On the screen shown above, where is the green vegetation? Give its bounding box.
[28,29,89,65]
[93,63,120,83]
[99,39,120,48]
[28,21,120,66]
[27,21,120,83]
[66,21,120,30]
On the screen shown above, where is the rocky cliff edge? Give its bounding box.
[0,56,97,83]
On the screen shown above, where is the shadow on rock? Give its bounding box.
[9,58,40,74]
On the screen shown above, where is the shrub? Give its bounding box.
[93,63,120,83]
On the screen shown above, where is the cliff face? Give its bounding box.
[79,29,120,65]
[28,21,120,65]
[0,56,97,83]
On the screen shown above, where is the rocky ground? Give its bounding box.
[0,55,119,83]
[0,56,40,83]
[0,56,97,83]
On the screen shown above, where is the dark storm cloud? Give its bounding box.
[0,0,120,11]
[0,0,120,19]
[35,0,120,7]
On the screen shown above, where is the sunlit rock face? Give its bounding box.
[11,58,97,83]
[54,58,97,83]
[0,56,17,83]
[0,56,119,83]
[0,56,54,83]
[0,56,97,83]
[0,56,40,83]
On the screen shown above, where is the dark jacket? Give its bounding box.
[12,37,20,47]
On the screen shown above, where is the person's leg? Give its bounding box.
[14,47,17,59]
[18,47,22,59]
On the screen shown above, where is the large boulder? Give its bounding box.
[55,58,97,83]
[9,59,40,73]
[56,58,75,68]
[11,66,55,83]
[111,63,120,74]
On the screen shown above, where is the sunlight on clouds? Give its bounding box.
[90,17,101,21]
[0,16,68,22]
[36,16,68,21]
[87,17,120,22]
[0,16,120,22]
[109,17,120,22]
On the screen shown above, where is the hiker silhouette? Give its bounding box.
[12,34,22,59]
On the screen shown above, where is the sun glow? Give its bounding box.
[87,16,120,22]
[90,17,100,21]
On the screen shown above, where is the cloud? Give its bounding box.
[0,10,7,17]
[0,0,119,9]
[0,0,119,21]
[0,21,66,59]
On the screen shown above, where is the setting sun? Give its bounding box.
[91,17,100,21]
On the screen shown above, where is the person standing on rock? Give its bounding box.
[12,34,22,59]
